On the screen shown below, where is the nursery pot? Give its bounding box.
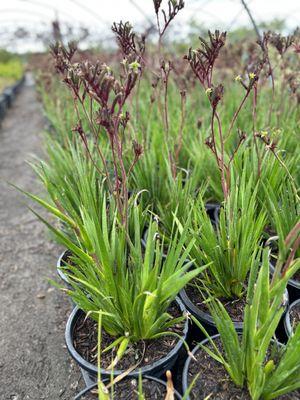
[205,202,220,225]
[12,77,24,95]
[3,88,14,108]
[180,279,289,338]
[74,376,183,400]
[284,298,300,339]
[57,250,76,307]
[57,249,73,287]
[65,297,189,383]
[0,95,6,120]
[11,82,19,96]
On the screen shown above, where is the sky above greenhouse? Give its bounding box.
[1,0,300,52]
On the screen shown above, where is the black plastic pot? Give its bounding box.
[0,95,6,121]
[284,298,300,339]
[65,297,189,383]
[11,77,24,95]
[180,281,289,338]
[57,250,76,307]
[3,87,14,108]
[74,376,183,400]
[57,249,72,287]
[12,82,20,96]
[205,202,220,225]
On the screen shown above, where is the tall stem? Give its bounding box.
[227,89,250,140]
[77,98,114,196]
[240,0,261,42]
[252,86,261,178]
[215,111,228,199]
[211,109,228,199]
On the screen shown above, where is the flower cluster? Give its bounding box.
[111,21,145,58]
[184,30,227,87]
[270,32,294,56]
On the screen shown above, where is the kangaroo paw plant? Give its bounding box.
[184,225,300,400]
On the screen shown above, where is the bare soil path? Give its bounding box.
[0,75,82,400]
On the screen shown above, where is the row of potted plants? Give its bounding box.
[0,50,25,121]
[0,75,25,121]
[24,1,300,398]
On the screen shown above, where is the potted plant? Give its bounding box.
[74,375,183,400]
[72,307,184,399]
[28,136,109,285]
[178,170,268,333]
[264,183,300,300]
[183,245,300,399]
[57,203,206,380]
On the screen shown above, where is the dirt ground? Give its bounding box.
[0,76,83,399]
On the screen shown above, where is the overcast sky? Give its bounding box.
[1,0,300,52]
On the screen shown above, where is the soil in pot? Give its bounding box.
[289,302,300,331]
[183,278,288,340]
[185,337,300,400]
[181,282,245,339]
[73,302,185,371]
[186,282,247,322]
[76,377,181,400]
[285,300,300,338]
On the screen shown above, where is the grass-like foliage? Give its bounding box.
[193,246,300,400]
[264,181,300,262]
[40,201,207,366]
[179,170,266,299]
[29,136,109,246]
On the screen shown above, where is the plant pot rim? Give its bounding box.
[179,288,244,331]
[65,296,189,377]
[74,375,183,400]
[284,298,300,338]
[180,268,289,332]
[205,201,220,212]
[57,249,72,286]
